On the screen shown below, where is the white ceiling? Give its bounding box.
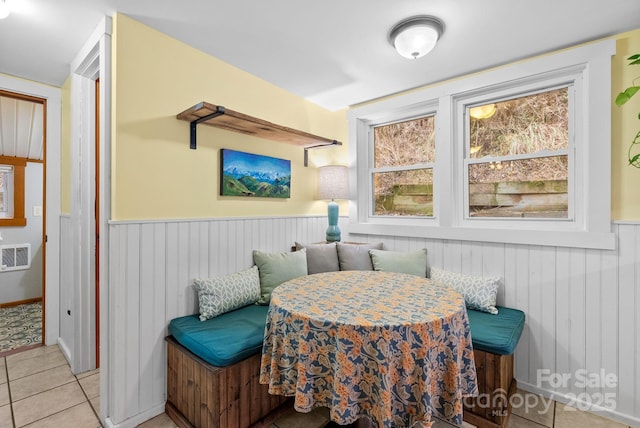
[0,0,639,111]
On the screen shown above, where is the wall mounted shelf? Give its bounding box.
[177,102,341,166]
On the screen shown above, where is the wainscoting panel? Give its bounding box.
[107,218,640,426]
[107,216,328,425]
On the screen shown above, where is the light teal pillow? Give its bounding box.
[369,248,428,277]
[193,266,260,321]
[253,249,308,304]
[430,267,500,315]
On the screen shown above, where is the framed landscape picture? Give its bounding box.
[220,149,291,198]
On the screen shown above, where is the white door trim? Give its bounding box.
[70,15,112,424]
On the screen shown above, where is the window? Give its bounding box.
[348,39,615,249]
[0,165,14,218]
[465,87,570,219]
[0,156,26,227]
[372,115,436,217]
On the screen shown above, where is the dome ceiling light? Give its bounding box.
[388,15,444,59]
[0,0,10,19]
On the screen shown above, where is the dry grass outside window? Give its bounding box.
[373,116,435,204]
[469,87,569,183]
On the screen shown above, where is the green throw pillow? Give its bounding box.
[430,266,500,315]
[369,248,428,277]
[193,266,260,321]
[253,249,308,304]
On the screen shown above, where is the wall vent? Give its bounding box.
[1,243,31,272]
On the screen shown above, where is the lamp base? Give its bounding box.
[326,225,341,242]
[326,200,341,242]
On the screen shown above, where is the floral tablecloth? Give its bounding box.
[259,270,477,428]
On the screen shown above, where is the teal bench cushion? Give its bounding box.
[169,304,269,367]
[467,306,525,355]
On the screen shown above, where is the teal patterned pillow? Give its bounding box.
[193,266,261,321]
[430,267,500,315]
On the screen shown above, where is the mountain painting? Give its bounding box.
[220,149,291,198]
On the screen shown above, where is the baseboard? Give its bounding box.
[103,402,166,428]
[0,297,42,308]
[57,337,72,367]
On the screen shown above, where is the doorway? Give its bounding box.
[0,91,46,356]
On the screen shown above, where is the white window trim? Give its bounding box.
[347,39,615,250]
[455,71,580,231]
[368,106,439,224]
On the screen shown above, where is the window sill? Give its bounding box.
[347,222,615,250]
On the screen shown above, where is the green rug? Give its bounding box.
[0,302,42,352]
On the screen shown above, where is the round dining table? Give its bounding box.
[259,270,478,428]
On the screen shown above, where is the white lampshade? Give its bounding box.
[0,0,10,19]
[389,16,443,59]
[317,165,349,200]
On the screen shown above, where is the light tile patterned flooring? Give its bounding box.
[0,344,633,428]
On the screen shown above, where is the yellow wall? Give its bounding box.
[110,15,638,221]
[612,28,640,220]
[111,14,348,220]
[60,77,71,215]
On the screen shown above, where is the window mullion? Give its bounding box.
[465,149,570,164]
[371,163,435,174]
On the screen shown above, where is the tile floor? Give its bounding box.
[140,392,635,428]
[0,344,100,428]
[0,343,633,428]
[140,391,633,428]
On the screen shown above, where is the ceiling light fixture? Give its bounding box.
[0,0,9,19]
[389,15,444,59]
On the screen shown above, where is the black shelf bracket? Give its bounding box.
[303,140,342,167]
[189,106,226,149]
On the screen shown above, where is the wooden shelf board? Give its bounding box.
[177,101,340,148]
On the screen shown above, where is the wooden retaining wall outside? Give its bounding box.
[377,180,568,217]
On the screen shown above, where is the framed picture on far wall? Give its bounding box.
[220,149,291,198]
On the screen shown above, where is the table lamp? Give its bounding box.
[317,165,349,242]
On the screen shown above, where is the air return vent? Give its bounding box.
[1,243,31,272]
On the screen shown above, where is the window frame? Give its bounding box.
[455,74,580,230]
[370,112,438,219]
[347,39,615,249]
[355,100,442,228]
[0,156,27,227]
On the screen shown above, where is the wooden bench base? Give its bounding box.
[463,350,517,428]
[166,336,516,428]
[166,336,292,428]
